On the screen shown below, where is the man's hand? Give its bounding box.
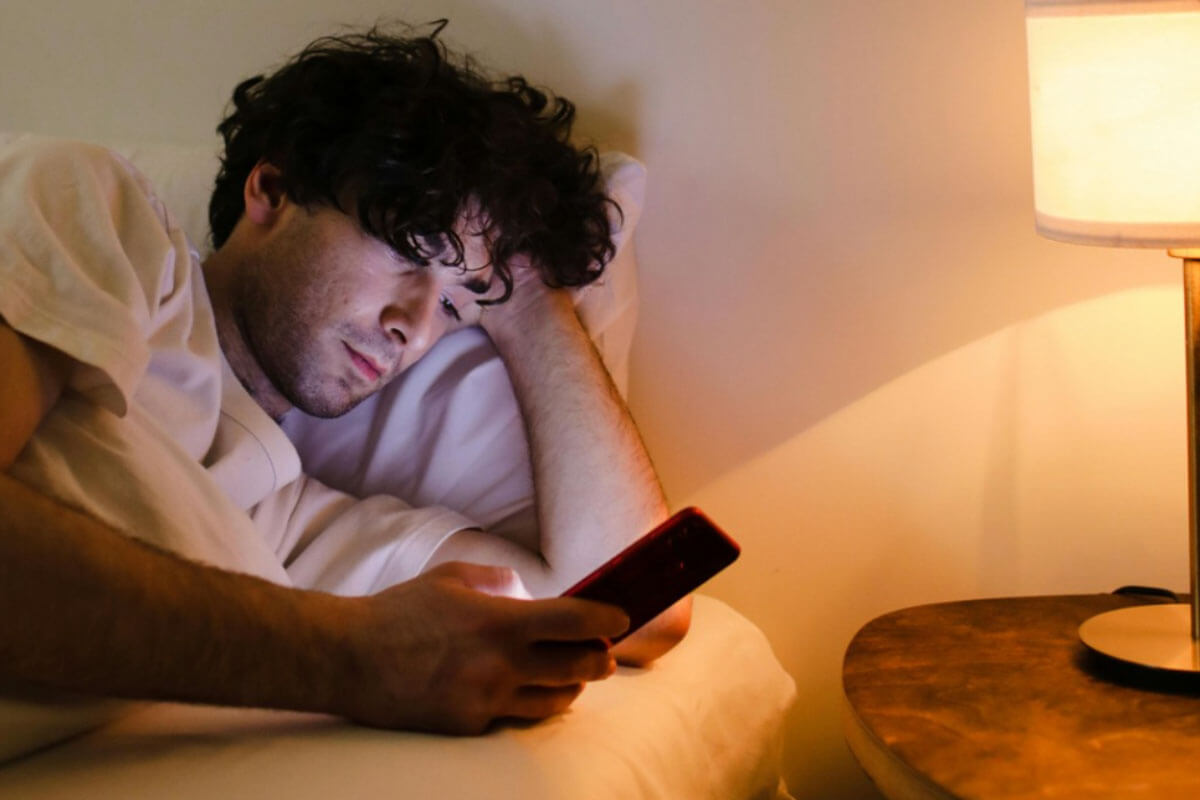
[340,562,628,735]
[476,261,572,342]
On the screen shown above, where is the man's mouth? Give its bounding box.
[344,342,384,382]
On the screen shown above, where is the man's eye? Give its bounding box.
[440,296,461,321]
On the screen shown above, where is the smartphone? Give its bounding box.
[561,507,740,643]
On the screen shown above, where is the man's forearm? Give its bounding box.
[0,471,631,731]
[482,287,667,583]
[0,471,352,713]
[479,286,690,664]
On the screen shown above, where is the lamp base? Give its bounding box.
[1079,604,1200,672]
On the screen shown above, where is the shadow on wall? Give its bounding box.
[686,285,1188,796]
[633,182,1174,506]
[624,0,1176,505]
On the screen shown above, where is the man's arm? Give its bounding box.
[0,318,67,468]
[434,272,691,665]
[0,321,626,733]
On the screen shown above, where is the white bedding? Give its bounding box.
[0,596,794,800]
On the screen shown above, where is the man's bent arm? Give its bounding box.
[474,274,691,665]
[0,322,626,732]
[0,475,625,732]
[0,472,353,712]
[0,322,341,713]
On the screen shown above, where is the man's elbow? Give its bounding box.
[611,595,693,667]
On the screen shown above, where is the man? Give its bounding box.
[0,25,688,746]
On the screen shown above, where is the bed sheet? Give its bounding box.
[0,596,795,800]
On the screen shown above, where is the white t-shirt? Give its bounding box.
[0,135,300,581]
[0,135,476,595]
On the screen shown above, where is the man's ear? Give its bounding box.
[242,161,289,227]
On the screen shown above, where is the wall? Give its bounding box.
[0,1,1185,796]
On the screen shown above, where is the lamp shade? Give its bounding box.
[1025,0,1200,247]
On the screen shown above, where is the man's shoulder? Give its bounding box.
[0,134,185,268]
[2,133,120,165]
[0,134,151,200]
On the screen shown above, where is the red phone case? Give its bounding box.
[561,507,740,642]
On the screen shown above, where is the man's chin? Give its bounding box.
[287,388,372,419]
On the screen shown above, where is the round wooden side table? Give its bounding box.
[843,594,1200,799]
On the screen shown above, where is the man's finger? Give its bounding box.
[519,640,616,686]
[426,561,532,599]
[505,684,586,721]
[522,597,629,642]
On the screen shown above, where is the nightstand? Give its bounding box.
[843,594,1200,799]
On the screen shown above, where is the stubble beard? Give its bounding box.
[230,264,363,419]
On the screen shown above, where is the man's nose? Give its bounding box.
[380,276,440,354]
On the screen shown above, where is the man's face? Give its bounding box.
[229,204,494,418]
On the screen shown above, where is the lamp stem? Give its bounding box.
[1183,258,1200,640]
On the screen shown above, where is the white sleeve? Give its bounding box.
[250,474,480,596]
[0,136,192,416]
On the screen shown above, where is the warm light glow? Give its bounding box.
[1025,1,1200,247]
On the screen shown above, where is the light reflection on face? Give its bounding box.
[230,204,495,418]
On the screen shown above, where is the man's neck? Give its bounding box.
[202,249,293,422]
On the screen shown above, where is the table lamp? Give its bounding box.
[1025,0,1200,670]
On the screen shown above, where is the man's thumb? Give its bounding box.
[433,561,534,599]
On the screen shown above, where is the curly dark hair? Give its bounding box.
[209,22,617,302]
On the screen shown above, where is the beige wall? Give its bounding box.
[0,1,1184,796]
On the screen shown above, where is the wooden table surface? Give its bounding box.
[842,594,1200,800]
